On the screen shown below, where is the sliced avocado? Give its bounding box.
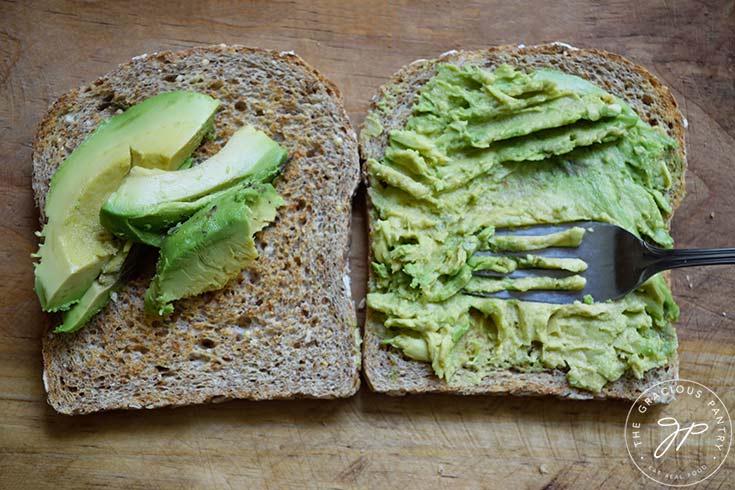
[55,242,135,333]
[144,183,284,316]
[100,125,287,247]
[178,156,194,170]
[34,91,219,312]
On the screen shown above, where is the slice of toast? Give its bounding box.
[35,46,361,414]
[360,43,686,402]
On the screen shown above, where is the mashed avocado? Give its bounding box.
[366,64,679,392]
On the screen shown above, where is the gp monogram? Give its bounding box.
[625,379,732,486]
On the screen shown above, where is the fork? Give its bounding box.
[465,221,735,304]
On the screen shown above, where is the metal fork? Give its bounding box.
[466,221,735,304]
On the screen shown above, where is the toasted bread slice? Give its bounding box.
[35,46,361,414]
[360,43,686,402]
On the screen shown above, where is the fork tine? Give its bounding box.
[490,221,594,236]
[465,289,587,304]
[473,269,578,279]
[473,248,581,259]
[471,270,507,278]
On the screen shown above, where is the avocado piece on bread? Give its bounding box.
[144,183,284,316]
[54,242,135,334]
[100,125,287,247]
[34,91,219,312]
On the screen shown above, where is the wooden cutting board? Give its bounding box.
[1,1,733,488]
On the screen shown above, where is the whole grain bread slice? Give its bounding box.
[35,45,361,414]
[360,43,686,402]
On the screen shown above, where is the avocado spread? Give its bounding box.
[366,64,679,392]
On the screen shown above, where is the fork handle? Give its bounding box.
[642,243,735,277]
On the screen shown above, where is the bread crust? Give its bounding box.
[35,45,361,414]
[360,43,686,402]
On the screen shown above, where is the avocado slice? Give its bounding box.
[144,183,284,316]
[34,92,219,312]
[100,125,287,247]
[54,242,136,333]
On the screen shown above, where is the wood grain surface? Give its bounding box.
[1,1,734,488]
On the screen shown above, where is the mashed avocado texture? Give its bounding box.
[366,64,680,392]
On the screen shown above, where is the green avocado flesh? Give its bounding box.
[100,125,287,247]
[144,183,284,316]
[34,91,219,312]
[54,242,133,333]
[367,64,680,392]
